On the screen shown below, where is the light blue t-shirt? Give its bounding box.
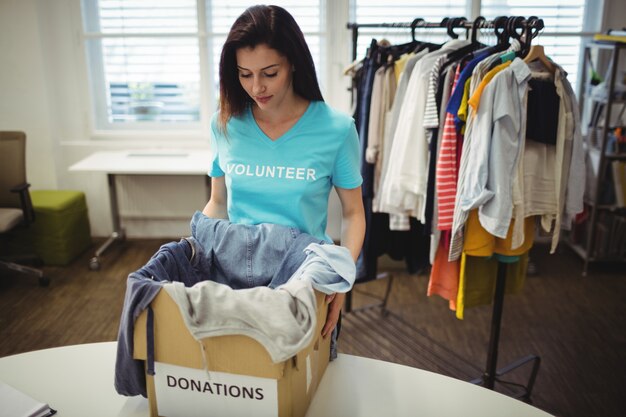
[210,100,362,242]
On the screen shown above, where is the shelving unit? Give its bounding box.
[569,41,626,276]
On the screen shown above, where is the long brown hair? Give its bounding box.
[217,5,323,131]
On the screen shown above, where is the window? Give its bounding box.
[351,1,468,60]
[352,1,586,86]
[82,0,324,131]
[83,0,202,129]
[481,0,586,87]
[81,0,589,134]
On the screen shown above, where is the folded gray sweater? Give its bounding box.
[163,279,317,363]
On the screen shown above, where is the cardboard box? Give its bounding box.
[134,288,330,417]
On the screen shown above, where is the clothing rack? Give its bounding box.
[345,16,543,402]
[346,16,544,61]
[347,18,471,61]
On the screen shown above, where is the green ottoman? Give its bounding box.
[27,190,92,266]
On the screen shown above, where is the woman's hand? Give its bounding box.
[322,292,345,338]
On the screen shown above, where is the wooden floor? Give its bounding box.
[0,238,624,417]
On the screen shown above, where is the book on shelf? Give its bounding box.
[611,216,626,258]
[0,381,56,417]
[593,33,626,43]
[611,161,626,207]
[607,29,626,37]
[594,219,609,257]
[593,210,626,259]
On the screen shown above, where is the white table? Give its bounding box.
[69,149,211,270]
[0,342,553,417]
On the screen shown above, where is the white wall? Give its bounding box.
[2,0,623,239]
[0,0,57,190]
[602,0,626,32]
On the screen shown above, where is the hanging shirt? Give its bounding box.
[373,50,428,232]
[393,51,415,82]
[455,78,473,133]
[449,58,531,261]
[429,63,459,262]
[463,210,535,257]
[428,237,460,311]
[513,63,585,252]
[467,61,512,111]
[436,65,462,231]
[366,64,397,202]
[380,39,470,222]
[559,69,586,238]
[209,101,362,242]
[446,50,491,114]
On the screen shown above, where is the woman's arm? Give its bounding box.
[202,176,229,219]
[321,185,365,338]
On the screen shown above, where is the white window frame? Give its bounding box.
[81,0,208,135]
[78,0,596,141]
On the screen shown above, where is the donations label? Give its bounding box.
[154,362,278,417]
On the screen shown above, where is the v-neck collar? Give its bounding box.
[248,101,314,148]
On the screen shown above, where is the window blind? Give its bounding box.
[481,0,586,87]
[84,0,201,126]
[84,0,324,128]
[352,1,467,60]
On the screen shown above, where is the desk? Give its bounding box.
[0,342,553,417]
[69,150,211,270]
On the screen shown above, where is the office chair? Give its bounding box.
[0,131,48,286]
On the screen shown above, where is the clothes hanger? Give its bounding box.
[411,18,425,43]
[485,16,517,70]
[523,45,556,73]
[343,59,362,75]
[522,17,556,73]
[446,16,467,40]
[471,16,486,45]
[444,17,486,63]
[478,15,511,56]
[493,15,510,46]
[408,17,443,53]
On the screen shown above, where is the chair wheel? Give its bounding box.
[89,257,101,271]
[39,277,50,287]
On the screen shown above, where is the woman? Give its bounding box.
[203,5,365,339]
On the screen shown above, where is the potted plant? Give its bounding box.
[129,82,164,120]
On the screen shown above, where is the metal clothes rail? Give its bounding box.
[345,16,543,402]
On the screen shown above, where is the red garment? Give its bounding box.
[436,65,462,230]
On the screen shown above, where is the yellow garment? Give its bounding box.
[456,254,468,319]
[457,78,472,123]
[463,210,535,257]
[457,78,472,135]
[394,52,414,82]
[467,61,512,111]
[456,252,529,320]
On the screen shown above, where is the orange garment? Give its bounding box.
[428,237,460,311]
[467,61,512,111]
[463,210,536,257]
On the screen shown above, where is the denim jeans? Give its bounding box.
[190,211,325,288]
[190,212,343,360]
